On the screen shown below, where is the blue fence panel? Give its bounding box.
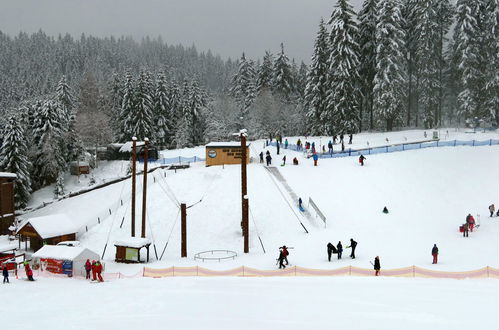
[474,140,489,146]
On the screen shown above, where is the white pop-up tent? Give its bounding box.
[32,245,100,277]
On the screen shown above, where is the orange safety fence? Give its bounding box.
[143,265,499,279]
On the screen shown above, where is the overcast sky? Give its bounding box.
[0,0,363,62]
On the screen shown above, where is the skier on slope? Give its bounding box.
[298,197,303,209]
[282,155,286,166]
[431,244,439,264]
[466,214,475,232]
[337,241,343,260]
[282,246,290,265]
[259,152,264,164]
[359,154,366,166]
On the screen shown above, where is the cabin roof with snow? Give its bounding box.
[114,237,152,249]
[205,142,251,148]
[119,141,146,153]
[16,214,78,239]
[32,245,99,261]
[0,172,17,179]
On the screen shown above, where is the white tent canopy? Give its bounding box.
[32,245,100,276]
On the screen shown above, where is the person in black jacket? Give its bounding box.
[327,242,336,262]
[2,265,9,284]
[337,241,343,259]
[374,256,381,276]
[349,238,357,259]
[432,244,439,264]
[277,248,286,269]
[266,154,272,166]
[259,152,264,163]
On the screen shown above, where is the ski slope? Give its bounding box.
[17,131,499,273]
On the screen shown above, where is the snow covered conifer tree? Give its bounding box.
[373,0,407,131]
[230,53,257,123]
[154,72,172,148]
[325,0,361,135]
[0,115,32,208]
[131,71,154,140]
[305,18,330,135]
[256,51,274,92]
[271,43,294,100]
[54,172,65,199]
[453,0,488,122]
[119,71,135,141]
[484,0,499,126]
[55,75,74,125]
[358,0,379,130]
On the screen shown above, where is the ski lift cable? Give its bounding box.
[192,165,224,206]
[264,167,309,233]
[249,205,266,253]
[160,208,181,260]
[159,170,181,206]
[101,179,128,259]
[154,172,181,208]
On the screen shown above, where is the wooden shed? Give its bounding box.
[70,161,90,175]
[205,142,250,166]
[16,214,78,252]
[0,172,16,235]
[114,237,151,263]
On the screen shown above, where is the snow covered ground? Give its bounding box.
[4,276,499,330]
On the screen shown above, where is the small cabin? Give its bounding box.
[70,161,90,175]
[114,237,151,263]
[205,142,250,166]
[32,245,100,277]
[16,214,78,252]
[0,172,16,235]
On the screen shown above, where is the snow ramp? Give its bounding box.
[264,166,316,231]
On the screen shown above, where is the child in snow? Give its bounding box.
[285,139,289,149]
[466,214,475,232]
[432,244,439,264]
[293,157,299,165]
[383,206,389,214]
[298,198,303,209]
[312,152,319,166]
[359,154,366,166]
[374,256,381,276]
[2,264,9,284]
[24,262,34,281]
[282,155,286,166]
[489,204,495,217]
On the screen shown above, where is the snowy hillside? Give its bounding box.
[18,129,499,274]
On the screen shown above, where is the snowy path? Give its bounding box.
[4,276,499,330]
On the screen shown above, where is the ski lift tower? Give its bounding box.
[234,129,249,253]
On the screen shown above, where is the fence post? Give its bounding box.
[368,148,371,155]
[413,265,415,278]
[454,140,456,146]
[173,266,175,277]
[109,209,112,215]
[473,140,475,146]
[349,149,351,156]
[178,156,181,164]
[242,265,245,277]
[98,217,100,224]
[402,144,404,151]
[197,265,199,276]
[419,143,422,149]
[487,266,490,278]
[436,141,439,147]
[490,139,492,146]
[386,146,389,152]
[349,265,351,276]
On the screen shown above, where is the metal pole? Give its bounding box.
[131,137,137,237]
[241,133,249,253]
[181,203,187,258]
[141,138,149,238]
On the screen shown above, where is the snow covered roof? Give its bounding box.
[70,161,90,167]
[114,237,152,248]
[119,141,146,153]
[17,214,78,239]
[32,245,99,261]
[205,142,251,148]
[0,172,17,179]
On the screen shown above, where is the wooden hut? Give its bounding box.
[0,172,16,235]
[114,237,151,263]
[70,161,90,175]
[16,214,78,252]
[205,142,250,166]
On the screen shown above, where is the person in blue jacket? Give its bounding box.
[312,152,319,166]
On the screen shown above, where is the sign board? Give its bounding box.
[125,248,138,261]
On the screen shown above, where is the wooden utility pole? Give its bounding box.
[131,137,137,237]
[241,132,249,253]
[181,203,187,258]
[141,138,149,238]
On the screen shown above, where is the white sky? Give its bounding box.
[0,0,363,62]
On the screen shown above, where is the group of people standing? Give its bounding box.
[85,259,104,282]
[326,238,357,261]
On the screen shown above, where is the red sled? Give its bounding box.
[459,225,464,233]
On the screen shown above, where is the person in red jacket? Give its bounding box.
[91,260,97,281]
[84,259,92,280]
[466,214,475,232]
[95,261,104,282]
[24,263,34,281]
[281,246,289,265]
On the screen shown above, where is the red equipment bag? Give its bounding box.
[459,225,464,233]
